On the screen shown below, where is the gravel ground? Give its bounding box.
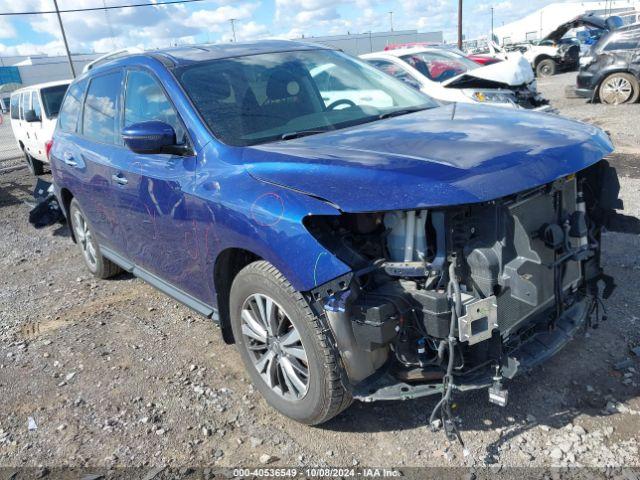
[1,73,640,474]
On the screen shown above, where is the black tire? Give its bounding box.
[598,72,640,105]
[536,58,556,78]
[230,260,352,425]
[24,151,44,176]
[68,198,122,279]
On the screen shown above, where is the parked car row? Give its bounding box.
[44,40,620,430]
[468,14,624,78]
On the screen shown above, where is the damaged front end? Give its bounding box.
[304,160,620,438]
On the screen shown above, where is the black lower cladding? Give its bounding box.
[353,299,589,401]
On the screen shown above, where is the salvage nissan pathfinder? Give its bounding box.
[51,41,620,434]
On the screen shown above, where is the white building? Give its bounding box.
[493,0,640,44]
[0,53,99,87]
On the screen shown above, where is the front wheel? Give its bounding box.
[599,73,639,105]
[229,261,352,425]
[536,59,556,77]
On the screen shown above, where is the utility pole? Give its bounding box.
[53,0,75,77]
[457,0,463,49]
[229,18,237,42]
[388,11,394,32]
[491,7,494,40]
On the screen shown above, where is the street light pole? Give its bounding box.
[53,0,76,77]
[229,18,237,42]
[457,0,463,49]
[388,11,394,32]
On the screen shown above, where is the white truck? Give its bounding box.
[9,80,71,175]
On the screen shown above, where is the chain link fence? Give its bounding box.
[0,112,25,173]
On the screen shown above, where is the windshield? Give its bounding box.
[176,49,436,146]
[400,50,480,83]
[41,84,69,118]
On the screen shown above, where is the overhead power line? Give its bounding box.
[0,0,211,16]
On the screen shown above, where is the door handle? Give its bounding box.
[63,152,77,167]
[112,173,128,185]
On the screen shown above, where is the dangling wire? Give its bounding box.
[429,258,465,448]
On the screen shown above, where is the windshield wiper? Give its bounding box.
[378,106,429,120]
[281,129,330,140]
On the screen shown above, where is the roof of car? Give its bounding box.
[361,46,447,58]
[131,40,333,67]
[11,79,72,95]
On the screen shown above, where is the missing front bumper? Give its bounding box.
[353,299,589,402]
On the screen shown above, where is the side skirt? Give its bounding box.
[100,245,219,321]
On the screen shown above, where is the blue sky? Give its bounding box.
[0,0,563,56]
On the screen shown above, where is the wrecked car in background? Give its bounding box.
[476,14,623,78]
[361,47,551,110]
[50,41,620,434]
[573,23,640,104]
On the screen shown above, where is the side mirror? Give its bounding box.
[122,121,176,154]
[24,109,40,122]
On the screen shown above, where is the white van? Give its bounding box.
[9,80,71,175]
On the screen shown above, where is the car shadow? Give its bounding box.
[321,327,639,462]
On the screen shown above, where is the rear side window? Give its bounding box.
[10,95,19,119]
[124,69,186,144]
[603,31,640,51]
[31,91,41,121]
[41,84,69,118]
[82,71,123,144]
[58,80,87,133]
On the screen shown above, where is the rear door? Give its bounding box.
[73,70,127,252]
[29,90,46,161]
[19,91,34,154]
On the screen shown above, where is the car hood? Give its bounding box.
[241,103,613,213]
[544,14,621,42]
[442,54,534,88]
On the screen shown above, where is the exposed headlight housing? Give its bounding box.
[464,90,516,104]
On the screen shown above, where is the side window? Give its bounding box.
[58,80,88,133]
[82,71,123,144]
[31,91,41,121]
[10,95,19,119]
[20,92,30,120]
[124,70,186,145]
[603,32,640,51]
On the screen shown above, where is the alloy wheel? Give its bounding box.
[240,293,309,400]
[73,210,98,270]
[601,76,633,104]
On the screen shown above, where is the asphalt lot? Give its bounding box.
[1,71,639,474]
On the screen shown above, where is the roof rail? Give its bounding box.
[82,47,143,73]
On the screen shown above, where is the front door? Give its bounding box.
[111,68,201,297]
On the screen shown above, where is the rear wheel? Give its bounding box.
[24,151,44,176]
[229,261,352,425]
[599,73,639,105]
[69,198,121,279]
[536,58,556,77]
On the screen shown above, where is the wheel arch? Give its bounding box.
[534,54,554,67]
[59,187,76,242]
[213,247,262,344]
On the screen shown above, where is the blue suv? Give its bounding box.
[51,40,618,427]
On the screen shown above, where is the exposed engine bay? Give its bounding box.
[304,159,620,441]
